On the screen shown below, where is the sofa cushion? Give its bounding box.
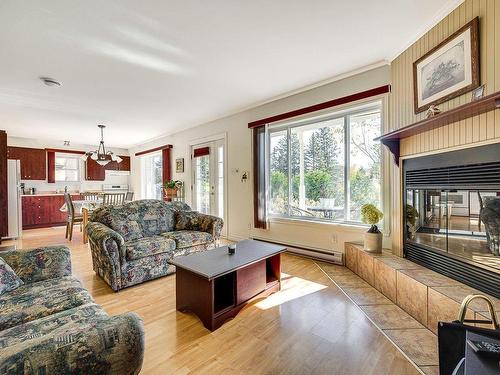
[125,236,176,261]
[0,276,94,331]
[93,200,181,241]
[0,258,23,295]
[108,208,145,242]
[161,230,214,249]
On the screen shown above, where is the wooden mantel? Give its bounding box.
[375,91,500,166]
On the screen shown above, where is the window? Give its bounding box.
[55,155,80,182]
[267,102,382,224]
[142,152,163,199]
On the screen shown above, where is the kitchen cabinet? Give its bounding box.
[105,155,131,172]
[21,195,81,229]
[7,146,46,180]
[85,159,105,181]
[86,155,130,180]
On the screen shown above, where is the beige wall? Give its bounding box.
[130,65,391,254]
[389,0,500,254]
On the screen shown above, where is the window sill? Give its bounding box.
[267,216,389,236]
[269,216,365,231]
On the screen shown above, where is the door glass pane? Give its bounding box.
[269,130,288,215]
[142,153,162,199]
[217,145,224,219]
[349,110,381,222]
[289,118,345,220]
[195,154,210,214]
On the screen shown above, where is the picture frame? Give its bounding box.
[413,17,479,114]
[176,158,184,173]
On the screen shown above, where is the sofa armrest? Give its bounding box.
[87,222,125,257]
[176,211,224,239]
[0,246,71,284]
[86,222,125,291]
[0,311,145,375]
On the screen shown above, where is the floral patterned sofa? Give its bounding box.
[0,245,144,374]
[86,199,223,291]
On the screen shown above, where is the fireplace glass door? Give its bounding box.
[405,189,500,272]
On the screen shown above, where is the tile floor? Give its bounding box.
[317,261,440,375]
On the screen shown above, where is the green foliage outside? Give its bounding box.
[269,114,381,221]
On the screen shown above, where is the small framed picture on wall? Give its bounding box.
[176,158,184,173]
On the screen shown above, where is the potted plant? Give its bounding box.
[360,204,384,253]
[164,180,182,198]
[405,204,419,240]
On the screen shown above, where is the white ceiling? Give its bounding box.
[0,0,461,148]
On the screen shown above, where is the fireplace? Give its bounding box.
[403,143,500,298]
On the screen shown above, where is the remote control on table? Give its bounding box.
[467,339,500,360]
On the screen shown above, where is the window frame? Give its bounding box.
[265,100,383,226]
[54,154,81,183]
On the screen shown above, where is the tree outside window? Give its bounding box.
[268,103,382,224]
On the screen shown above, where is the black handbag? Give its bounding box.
[438,294,500,375]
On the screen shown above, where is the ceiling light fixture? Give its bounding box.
[40,77,62,87]
[81,125,122,166]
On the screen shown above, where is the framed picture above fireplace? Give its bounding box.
[413,17,479,114]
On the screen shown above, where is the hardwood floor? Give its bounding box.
[2,227,421,374]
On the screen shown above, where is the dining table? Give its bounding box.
[60,199,103,244]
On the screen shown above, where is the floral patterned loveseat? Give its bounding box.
[0,245,144,374]
[86,199,223,291]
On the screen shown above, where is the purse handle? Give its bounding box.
[458,294,499,329]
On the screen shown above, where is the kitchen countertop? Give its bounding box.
[21,192,100,197]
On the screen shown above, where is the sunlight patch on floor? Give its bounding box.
[254,273,327,310]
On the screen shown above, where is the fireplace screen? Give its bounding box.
[405,189,500,272]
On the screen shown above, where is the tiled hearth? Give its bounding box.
[316,242,500,375]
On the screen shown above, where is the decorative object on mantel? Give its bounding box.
[405,204,419,240]
[81,125,122,166]
[228,243,236,255]
[425,105,441,118]
[360,204,384,253]
[471,84,485,101]
[176,158,184,173]
[163,180,182,199]
[375,90,500,166]
[413,17,479,114]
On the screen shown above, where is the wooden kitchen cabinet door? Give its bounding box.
[7,147,46,180]
[85,159,105,181]
[104,155,130,171]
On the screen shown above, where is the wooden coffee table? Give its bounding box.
[170,239,286,331]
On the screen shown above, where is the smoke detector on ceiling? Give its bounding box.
[40,77,62,87]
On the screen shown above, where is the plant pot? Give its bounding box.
[364,232,382,253]
[163,187,178,199]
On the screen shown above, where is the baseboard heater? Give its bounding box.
[251,237,343,265]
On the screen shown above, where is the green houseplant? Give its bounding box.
[163,180,182,198]
[360,204,384,253]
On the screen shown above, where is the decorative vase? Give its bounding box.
[163,187,178,199]
[364,232,382,253]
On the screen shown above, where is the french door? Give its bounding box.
[191,139,226,236]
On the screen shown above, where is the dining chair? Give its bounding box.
[125,191,134,202]
[103,193,126,206]
[82,192,101,201]
[64,193,83,241]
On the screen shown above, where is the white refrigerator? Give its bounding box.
[6,159,22,239]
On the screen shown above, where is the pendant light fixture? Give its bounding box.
[81,125,122,166]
